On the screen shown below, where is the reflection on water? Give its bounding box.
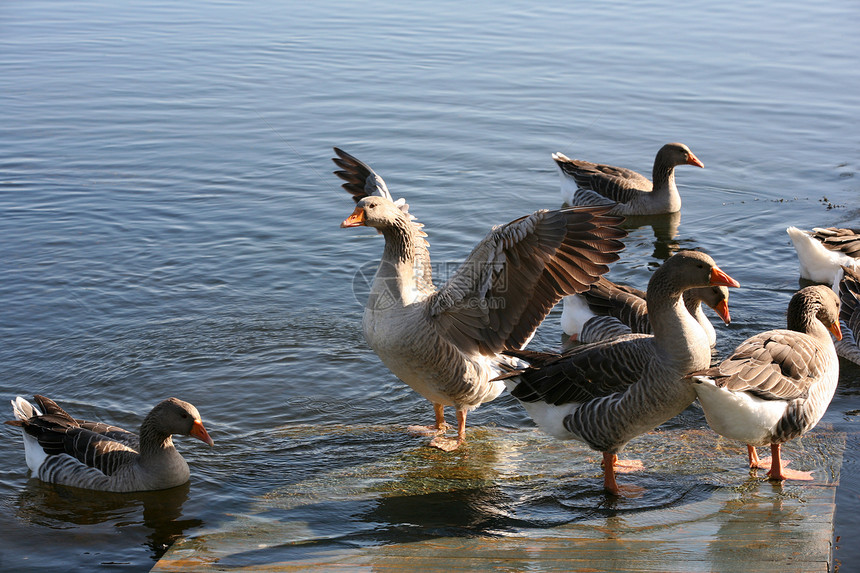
[15,480,200,561]
[620,211,683,262]
[156,426,840,570]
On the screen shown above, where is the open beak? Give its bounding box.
[828,321,843,341]
[190,419,214,446]
[709,266,740,288]
[687,152,705,168]
[713,300,731,325]
[341,206,366,228]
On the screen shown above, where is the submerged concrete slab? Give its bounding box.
[153,424,844,572]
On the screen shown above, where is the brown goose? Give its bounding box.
[562,276,731,346]
[7,395,213,492]
[501,250,740,495]
[333,147,627,451]
[786,226,860,284]
[691,285,841,481]
[835,265,860,365]
[554,143,704,216]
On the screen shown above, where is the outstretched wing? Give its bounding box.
[427,206,626,356]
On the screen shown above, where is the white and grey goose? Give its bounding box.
[333,147,627,451]
[501,250,740,495]
[835,265,860,365]
[561,275,731,347]
[554,143,704,216]
[690,285,841,481]
[6,395,213,492]
[786,226,860,284]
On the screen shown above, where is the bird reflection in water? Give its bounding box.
[15,480,201,560]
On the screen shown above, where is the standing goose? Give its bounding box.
[691,285,841,481]
[561,276,731,346]
[835,265,860,365]
[554,143,704,216]
[6,395,213,492]
[502,250,740,494]
[333,148,627,451]
[786,226,860,284]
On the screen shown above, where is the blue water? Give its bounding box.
[1,0,859,570]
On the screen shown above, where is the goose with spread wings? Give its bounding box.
[333,147,627,451]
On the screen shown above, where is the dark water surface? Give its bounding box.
[1,0,859,570]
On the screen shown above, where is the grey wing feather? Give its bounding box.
[505,335,654,405]
[556,156,652,205]
[581,277,651,334]
[812,227,860,258]
[428,206,626,356]
[694,330,823,400]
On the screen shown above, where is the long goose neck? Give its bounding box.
[138,417,177,462]
[651,155,677,194]
[371,215,421,307]
[380,216,416,266]
[647,278,710,370]
[786,300,831,345]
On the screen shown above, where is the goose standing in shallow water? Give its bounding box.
[561,276,731,346]
[6,395,213,492]
[333,147,627,451]
[690,285,841,481]
[554,142,704,216]
[786,226,860,284]
[501,250,740,495]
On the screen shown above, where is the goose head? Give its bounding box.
[787,285,842,340]
[658,143,705,169]
[147,398,214,446]
[341,196,405,232]
[648,250,740,303]
[686,285,732,325]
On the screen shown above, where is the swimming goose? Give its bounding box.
[501,250,740,495]
[691,285,841,481]
[554,143,704,216]
[786,226,860,284]
[333,147,627,451]
[833,266,860,365]
[561,276,731,346]
[6,395,213,492]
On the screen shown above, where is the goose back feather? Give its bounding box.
[554,143,704,216]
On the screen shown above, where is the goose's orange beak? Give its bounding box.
[713,300,731,325]
[709,266,740,288]
[828,321,843,341]
[190,419,214,446]
[687,152,705,168]
[341,206,366,228]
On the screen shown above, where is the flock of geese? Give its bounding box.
[6,144,860,497]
